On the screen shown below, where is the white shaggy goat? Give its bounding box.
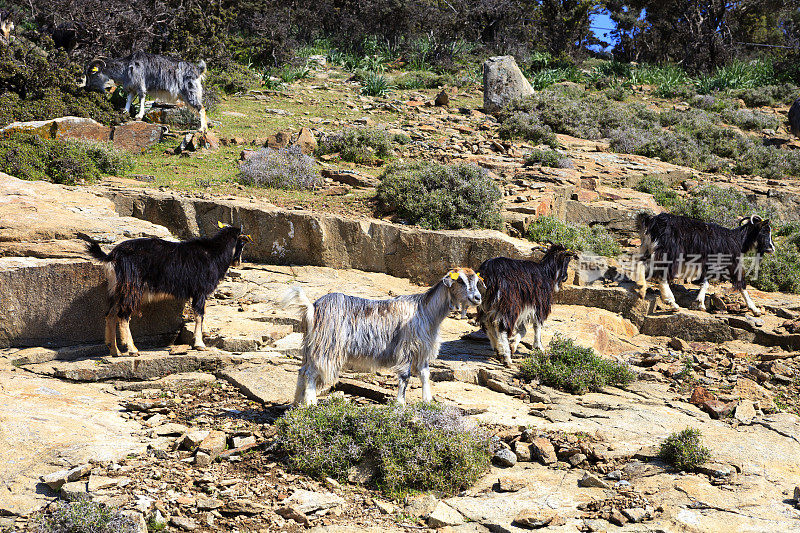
[282,268,485,405]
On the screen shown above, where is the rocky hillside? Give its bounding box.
[2,56,800,533]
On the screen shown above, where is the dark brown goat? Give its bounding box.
[476,244,577,366]
[87,225,252,356]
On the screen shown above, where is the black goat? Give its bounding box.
[635,212,774,315]
[476,244,577,366]
[87,224,252,356]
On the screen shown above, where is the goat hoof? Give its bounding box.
[690,301,706,312]
[193,344,208,351]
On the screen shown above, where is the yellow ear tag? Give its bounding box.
[476,272,483,281]
[217,221,225,228]
[449,271,459,280]
[91,67,99,73]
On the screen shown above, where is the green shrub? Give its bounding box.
[529,67,581,90]
[524,149,572,168]
[730,83,798,108]
[0,134,132,184]
[659,428,711,471]
[376,161,502,230]
[206,60,261,94]
[30,500,138,533]
[519,335,636,394]
[754,226,800,293]
[317,127,394,164]
[276,400,490,496]
[527,216,621,256]
[238,145,320,189]
[498,112,558,147]
[0,39,124,128]
[360,72,393,96]
[635,176,681,209]
[673,184,755,227]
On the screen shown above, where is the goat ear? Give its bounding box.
[442,270,458,287]
[475,272,486,292]
[88,58,105,73]
[217,221,226,229]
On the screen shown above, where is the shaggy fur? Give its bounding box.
[636,212,774,314]
[87,226,252,356]
[283,268,484,405]
[477,244,576,366]
[85,51,208,130]
[0,11,13,45]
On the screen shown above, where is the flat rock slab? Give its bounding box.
[0,371,145,516]
[218,360,300,405]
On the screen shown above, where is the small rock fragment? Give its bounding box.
[426,502,464,527]
[513,441,532,462]
[170,516,198,531]
[513,508,560,529]
[530,437,557,465]
[578,472,609,489]
[492,447,518,467]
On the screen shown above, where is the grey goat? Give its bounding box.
[282,268,485,406]
[86,51,207,131]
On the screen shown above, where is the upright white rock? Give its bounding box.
[483,55,534,113]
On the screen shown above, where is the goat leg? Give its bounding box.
[396,371,410,405]
[199,106,208,132]
[635,261,648,298]
[193,309,207,350]
[135,93,146,120]
[691,280,709,311]
[418,365,432,403]
[124,92,134,116]
[119,318,138,355]
[497,331,513,367]
[105,313,120,357]
[740,289,761,316]
[533,322,544,352]
[659,280,680,312]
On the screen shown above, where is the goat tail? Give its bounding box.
[87,240,111,262]
[281,284,314,334]
[197,59,207,76]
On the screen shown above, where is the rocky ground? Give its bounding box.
[3,263,800,532]
[2,59,800,532]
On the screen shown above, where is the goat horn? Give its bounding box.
[751,215,762,224]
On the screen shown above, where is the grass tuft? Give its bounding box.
[519,335,636,394]
[276,399,490,496]
[659,428,711,471]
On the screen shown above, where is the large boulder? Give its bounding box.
[112,121,163,153]
[483,56,534,113]
[0,116,111,142]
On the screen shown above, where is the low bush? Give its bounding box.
[524,149,572,168]
[238,145,320,189]
[30,500,138,533]
[672,184,756,227]
[519,335,636,394]
[527,216,621,256]
[635,176,681,209]
[317,127,394,164]
[659,428,711,471]
[0,134,132,184]
[498,112,558,147]
[376,161,502,230]
[276,399,490,496]
[730,83,798,108]
[0,39,124,128]
[754,225,800,294]
[205,60,261,94]
[720,108,780,131]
